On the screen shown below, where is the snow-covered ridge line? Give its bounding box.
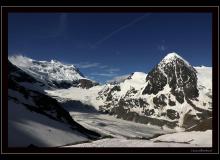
[158,52,190,67]
[8,55,99,89]
[8,55,83,81]
[162,52,190,64]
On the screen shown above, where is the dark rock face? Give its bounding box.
[142,68,167,95]
[144,109,155,116]
[106,86,121,101]
[78,79,98,89]
[125,87,138,98]
[182,110,200,129]
[142,55,199,105]
[153,94,167,107]
[51,80,75,89]
[9,61,40,84]
[186,118,212,131]
[50,79,97,89]
[168,95,176,106]
[166,109,180,120]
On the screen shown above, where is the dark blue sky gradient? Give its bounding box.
[8,13,212,83]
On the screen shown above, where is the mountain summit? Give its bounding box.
[9,55,98,89]
[97,52,212,129]
[159,52,190,67]
[142,52,199,104]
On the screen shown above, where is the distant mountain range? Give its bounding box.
[8,52,212,146]
[9,55,98,89]
[97,53,212,129]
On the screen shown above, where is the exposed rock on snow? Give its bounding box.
[95,52,212,129]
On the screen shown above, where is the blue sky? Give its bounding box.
[8,13,212,83]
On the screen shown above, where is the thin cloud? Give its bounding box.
[89,67,120,77]
[76,62,100,69]
[91,14,151,48]
[90,73,117,77]
[99,65,108,69]
[106,68,120,73]
[158,45,167,51]
[75,62,121,78]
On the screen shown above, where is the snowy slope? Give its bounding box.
[194,66,212,89]
[97,72,147,100]
[46,72,147,111]
[8,100,89,147]
[46,85,105,110]
[193,66,212,111]
[64,130,212,147]
[152,130,212,147]
[8,60,101,147]
[107,74,130,84]
[9,55,97,89]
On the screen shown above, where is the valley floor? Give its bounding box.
[47,88,212,148]
[64,130,212,147]
[64,111,212,147]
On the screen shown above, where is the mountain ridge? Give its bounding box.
[8,52,212,131]
[8,60,101,147]
[9,55,98,89]
[96,52,212,129]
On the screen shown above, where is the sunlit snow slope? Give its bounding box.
[8,60,100,147]
[9,55,97,89]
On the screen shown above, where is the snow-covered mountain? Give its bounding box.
[8,60,101,147]
[9,55,98,89]
[7,51,212,148]
[96,52,212,129]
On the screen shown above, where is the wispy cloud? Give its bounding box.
[89,67,120,78]
[106,68,120,73]
[99,65,108,69]
[75,62,100,69]
[158,45,166,51]
[75,62,120,73]
[91,14,151,48]
[75,61,121,79]
[157,40,168,52]
[90,73,117,77]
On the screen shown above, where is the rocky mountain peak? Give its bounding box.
[158,52,191,69]
[97,52,211,129]
[142,52,199,103]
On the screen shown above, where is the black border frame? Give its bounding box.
[1,6,219,154]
